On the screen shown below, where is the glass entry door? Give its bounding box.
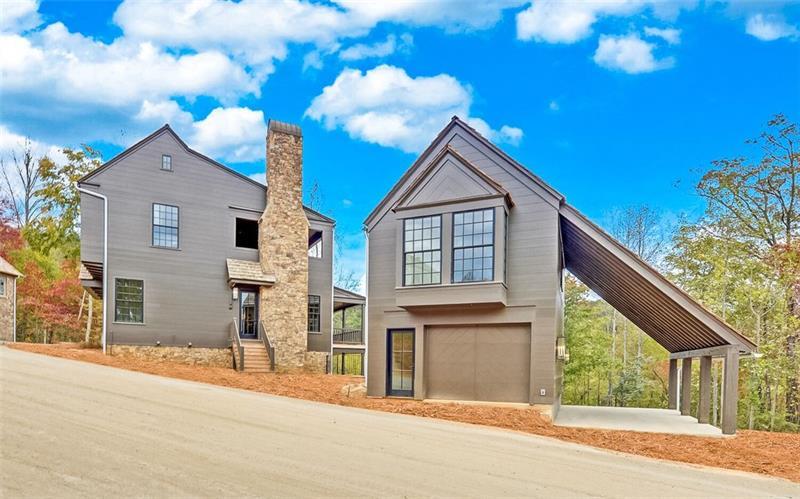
[239,289,258,339]
[387,329,414,397]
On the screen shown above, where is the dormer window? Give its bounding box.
[403,215,441,286]
[453,208,494,283]
[161,154,172,171]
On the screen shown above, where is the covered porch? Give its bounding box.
[558,204,758,435]
[333,286,365,375]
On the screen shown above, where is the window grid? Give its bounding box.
[308,295,321,332]
[453,208,495,283]
[152,203,179,249]
[403,215,441,286]
[161,154,172,171]
[115,278,143,323]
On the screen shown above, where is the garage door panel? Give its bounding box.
[426,324,530,403]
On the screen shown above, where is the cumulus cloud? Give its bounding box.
[305,65,522,153]
[339,33,413,61]
[644,26,681,45]
[189,107,267,164]
[0,0,41,33]
[516,1,646,43]
[745,13,799,42]
[549,100,560,111]
[593,34,674,74]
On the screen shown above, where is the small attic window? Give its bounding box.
[236,218,258,249]
[161,154,172,171]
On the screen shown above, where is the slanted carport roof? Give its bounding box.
[559,203,757,355]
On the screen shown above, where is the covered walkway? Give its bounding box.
[559,204,758,434]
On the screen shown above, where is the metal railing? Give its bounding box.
[230,318,244,372]
[333,327,364,345]
[259,321,276,372]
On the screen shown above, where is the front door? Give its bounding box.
[387,329,414,397]
[239,289,258,339]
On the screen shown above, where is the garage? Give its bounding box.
[424,324,531,403]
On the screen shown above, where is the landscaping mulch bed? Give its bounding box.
[9,342,800,483]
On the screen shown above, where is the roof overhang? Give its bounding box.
[559,203,757,356]
[226,259,276,287]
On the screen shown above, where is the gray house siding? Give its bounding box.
[366,122,563,407]
[80,129,334,350]
[308,219,334,353]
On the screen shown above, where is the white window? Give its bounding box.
[161,154,172,171]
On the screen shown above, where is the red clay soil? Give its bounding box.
[9,342,800,483]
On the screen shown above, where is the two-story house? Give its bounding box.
[364,117,756,433]
[78,120,341,373]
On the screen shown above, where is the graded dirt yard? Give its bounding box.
[7,342,800,486]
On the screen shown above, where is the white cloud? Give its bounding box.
[0,0,41,33]
[0,125,66,163]
[189,107,266,163]
[745,13,799,42]
[516,1,646,43]
[134,100,194,128]
[549,100,560,111]
[342,199,353,207]
[339,33,413,61]
[593,34,674,74]
[644,26,681,45]
[305,65,522,153]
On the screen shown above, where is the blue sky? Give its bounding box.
[2,0,799,290]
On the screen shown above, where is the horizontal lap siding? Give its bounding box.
[367,125,561,404]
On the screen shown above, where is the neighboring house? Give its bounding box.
[364,117,756,434]
[78,120,340,372]
[0,256,22,342]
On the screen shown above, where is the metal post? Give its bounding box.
[680,357,692,416]
[698,355,712,424]
[667,358,678,410]
[722,347,740,435]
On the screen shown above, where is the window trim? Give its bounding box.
[161,154,173,171]
[402,214,442,287]
[152,203,180,250]
[234,217,259,250]
[451,208,496,284]
[113,277,145,325]
[308,294,321,333]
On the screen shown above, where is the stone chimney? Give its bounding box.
[259,120,309,370]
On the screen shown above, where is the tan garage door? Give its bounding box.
[425,324,531,403]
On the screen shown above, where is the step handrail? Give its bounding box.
[231,318,244,372]
[258,321,276,372]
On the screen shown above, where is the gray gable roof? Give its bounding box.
[78,124,334,224]
[0,256,22,277]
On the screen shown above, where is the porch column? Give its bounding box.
[721,347,739,435]
[680,357,692,416]
[667,358,679,410]
[697,355,712,424]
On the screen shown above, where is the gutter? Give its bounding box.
[75,184,109,354]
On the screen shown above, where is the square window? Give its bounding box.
[235,218,258,249]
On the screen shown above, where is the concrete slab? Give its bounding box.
[555,405,725,437]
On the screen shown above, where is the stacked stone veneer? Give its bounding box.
[110,345,232,368]
[259,120,310,372]
[0,275,15,342]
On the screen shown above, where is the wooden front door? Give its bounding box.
[387,329,414,397]
[239,289,258,339]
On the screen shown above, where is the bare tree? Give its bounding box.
[1,138,45,227]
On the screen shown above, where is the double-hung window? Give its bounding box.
[453,208,495,283]
[403,215,441,286]
[161,154,172,171]
[115,278,144,323]
[152,203,179,249]
[308,295,321,332]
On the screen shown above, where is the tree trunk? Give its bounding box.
[786,281,800,424]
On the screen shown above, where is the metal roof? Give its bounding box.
[560,204,757,354]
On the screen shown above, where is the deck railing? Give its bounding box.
[259,321,276,372]
[230,319,244,371]
[333,327,364,345]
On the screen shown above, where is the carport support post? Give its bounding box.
[680,357,692,416]
[697,355,712,424]
[722,347,739,435]
[667,359,678,410]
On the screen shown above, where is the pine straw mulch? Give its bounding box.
[8,342,800,484]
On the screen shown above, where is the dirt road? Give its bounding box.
[1,347,797,497]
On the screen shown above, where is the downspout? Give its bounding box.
[12,277,17,342]
[363,227,369,386]
[329,223,335,373]
[75,184,108,354]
